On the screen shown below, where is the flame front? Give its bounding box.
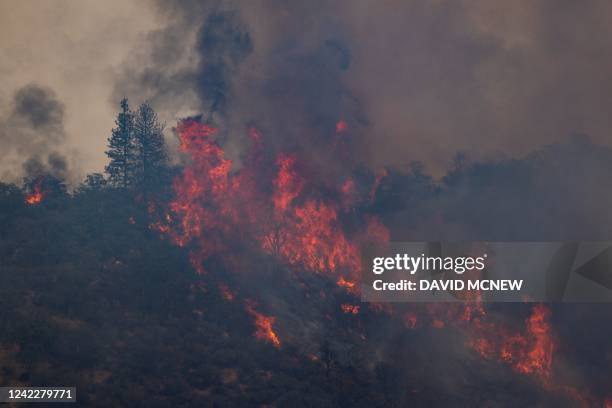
[245,301,281,348]
[466,304,554,379]
[502,305,554,378]
[156,119,387,285]
[145,119,595,404]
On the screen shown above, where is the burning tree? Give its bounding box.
[152,119,387,287]
[23,175,67,205]
[25,178,44,205]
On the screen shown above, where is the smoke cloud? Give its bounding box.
[112,0,612,176]
[0,83,73,182]
[110,0,612,245]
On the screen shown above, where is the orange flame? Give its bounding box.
[502,304,554,378]
[25,180,44,205]
[369,168,388,203]
[403,312,418,329]
[245,301,281,348]
[417,302,563,390]
[335,119,348,134]
[463,304,554,379]
[336,276,356,292]
[154,120,389,282]
[143,119,596,405]
[156,121,240,272]
[262,154,388,285]
[340,304,360,314]
[272,154,303,212]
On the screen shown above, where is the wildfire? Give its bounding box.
[272,154,303,212]
[263,199,361,275]
[335,119,348,134]
[431,319,445,329]
[336,276,356,292]
[403,312,418,329]
[369,168,388,203]
[503,304,554,378]
[477,304,590,404]
[154,119,388,282]
[340,178,357,208]
[261,153,384,283]
[340,304,360,314]
[410,296,558,385]
[469,336,496,359]
[218,283,235,301]
[25,179,44,205]
[245,301,281,348]
[156,121,239,272]
[463,304,554,379]
[132,116,599,405]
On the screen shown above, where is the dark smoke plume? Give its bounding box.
[112,1,612,178]
[0,83,72,182]
[195,11,253,118]
[112,1,364,175]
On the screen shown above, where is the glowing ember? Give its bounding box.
[464,304,554,379]
[403,312,418,329]
[272,154,303,212]
[218,283,235,301]
[335,120,348,134]
[336,276,356,292]
[245,301,281,348]
[307,354,320,362]
[469,337,496,359]
[431,319,445,329]
[417,301,558,383]
[369,168,388,203]
[340,178,357,208]
[340,178,355,195]
[25,179,44,205]
[504,304,554,378]
[340,304,360,314]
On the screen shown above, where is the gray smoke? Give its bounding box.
[111,1,612,177]
[0,83,72,182]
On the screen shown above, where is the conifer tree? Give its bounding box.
[133,103,168,194]
[105,98,135,188]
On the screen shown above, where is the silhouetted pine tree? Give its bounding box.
[105,99,135,188]
[79,173,107,192]
[133,103,168,195]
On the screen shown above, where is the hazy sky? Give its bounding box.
[3,0,612,183]
[0,0,158,182]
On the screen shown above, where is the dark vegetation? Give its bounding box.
[0,101,607,407]
[0,181,571,407]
